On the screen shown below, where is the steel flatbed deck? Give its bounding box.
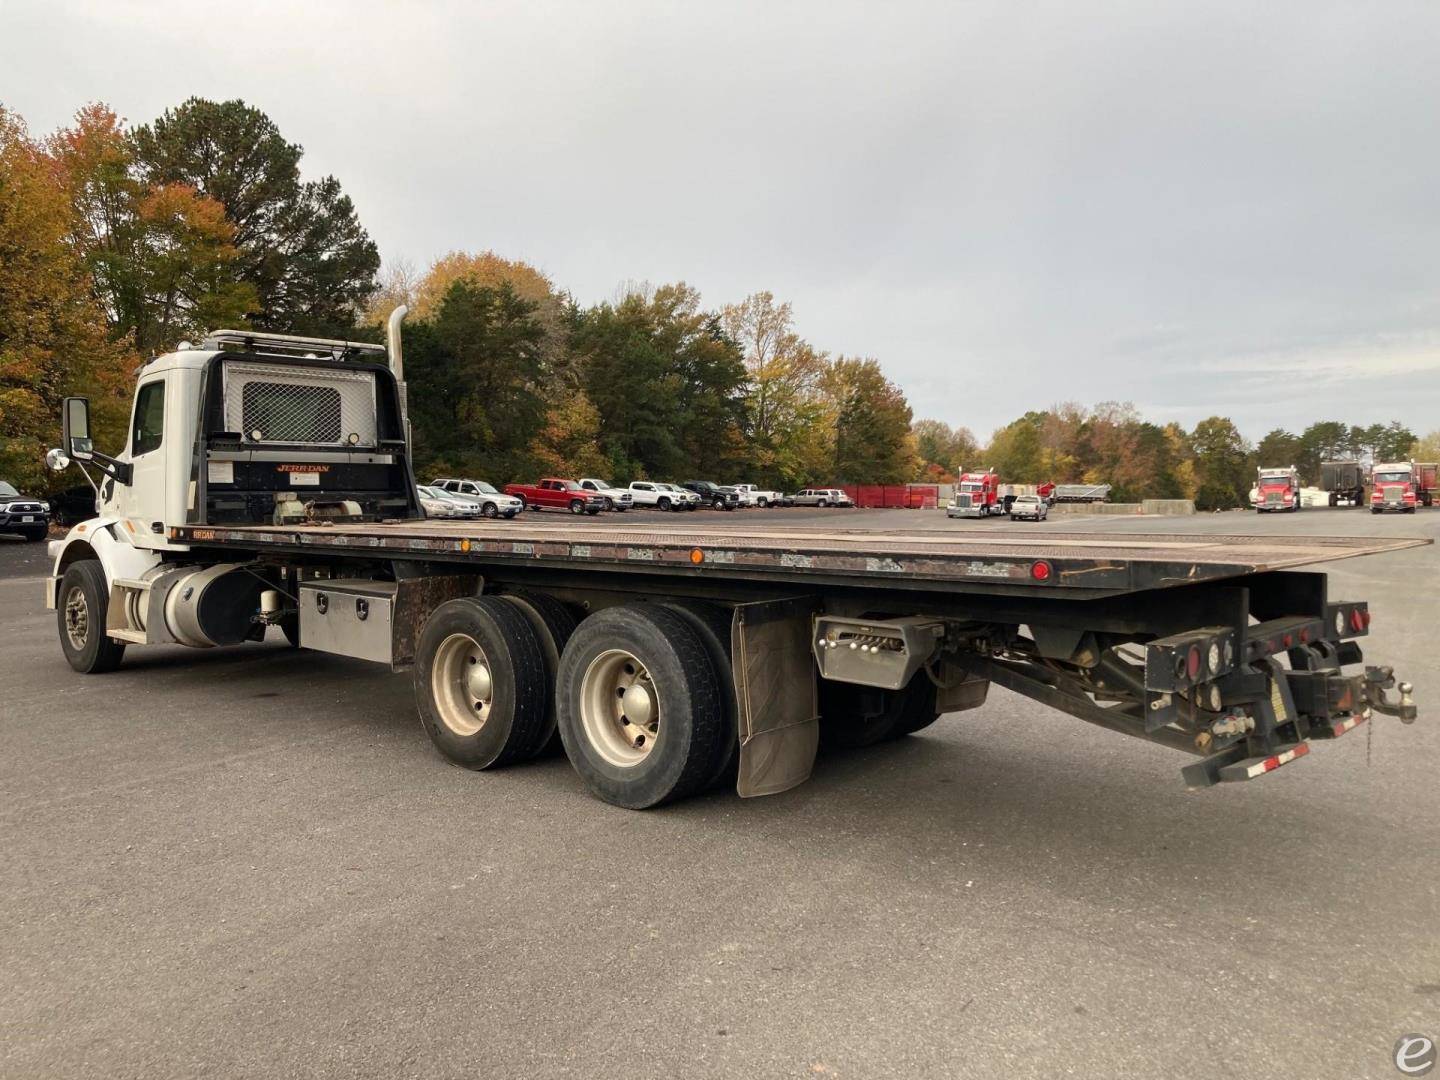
[172,520,1429,599]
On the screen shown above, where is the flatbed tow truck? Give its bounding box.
[42,316,1422,808]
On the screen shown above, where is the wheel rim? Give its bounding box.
[483,503,497,518]
[63,585,89,651]
[580,649,660,767]
[431,632,494,737]
[571,500,583,514]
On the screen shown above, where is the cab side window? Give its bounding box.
[132,381,165,456]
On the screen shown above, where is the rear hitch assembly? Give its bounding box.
[1364,665,1417,724]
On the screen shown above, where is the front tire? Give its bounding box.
[57,560,126,673]
[557,604,722,809]
[414,597,549,769]
[22,528,47,542]
[482,502,499,518]
[657,497,671,512]
[569,499,585,514]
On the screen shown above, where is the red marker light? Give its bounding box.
[1350,609,1364,632]
[1030,560,1052,581]
[1361,609,1372,629]
[1282,633,1294,648]
[1299,628,1310,643]
[1186,645,1201,680]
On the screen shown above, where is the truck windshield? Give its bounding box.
[1374,471,1409,483]
[960,483,982,492]
[0,482,18,498]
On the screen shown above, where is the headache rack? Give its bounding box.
[200,329,387,362]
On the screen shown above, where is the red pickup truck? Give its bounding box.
[502,478,606,515]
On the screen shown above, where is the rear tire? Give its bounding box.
[414,596,548,769]
[818,499,828,508]
[499,590,579,756]
[57,560,126,673]
[660,600,739,790]
[557,604,722,808]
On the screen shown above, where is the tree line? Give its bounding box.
[913,409,1427,510]
[1,96,1433,502]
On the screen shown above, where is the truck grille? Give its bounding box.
[7,502,43,513]
[1265,493,1282,507]
[1384,489,1402,505]
[956,495,974,508]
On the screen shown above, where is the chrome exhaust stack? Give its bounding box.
[386,304,409,430]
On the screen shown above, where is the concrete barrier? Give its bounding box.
[1049,500,1196,516]
[1050,502,1143,515]
[1141,499,1196,516]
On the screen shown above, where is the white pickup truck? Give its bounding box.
[628,481,697,511]
[730,484,784,508]
[577,478,633,511]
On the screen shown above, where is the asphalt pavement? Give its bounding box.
[1,507,1437,1079]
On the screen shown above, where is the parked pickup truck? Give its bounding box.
[628,481,695,511]
[503,478,605,514]
[730,483,784,508]
[37,320,1423,814]
[577,478,633,512]
[0,480,50,541]
[682,480,741,510]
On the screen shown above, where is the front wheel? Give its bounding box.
[569,499,585,515]
[557,604,723,809]
[603,497,614,511]
[57,560,126,673]
[585,505,601,515]
[657,497,671,511]
[482,502,499,518]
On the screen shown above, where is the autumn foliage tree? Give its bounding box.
[0,107,130,488]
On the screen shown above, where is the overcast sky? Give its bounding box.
[4,0,1438,441]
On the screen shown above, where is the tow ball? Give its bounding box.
[1364,665,1417,724]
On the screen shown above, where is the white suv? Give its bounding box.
[430,478,523,519]
[792,488,854,508]
[577,478,633,511]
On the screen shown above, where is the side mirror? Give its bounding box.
[62,397,93,461]
[45,448,71,472]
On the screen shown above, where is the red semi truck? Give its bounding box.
[947,470,1003,518]
[1255,467,1302,513]
[1371,462,1437,514]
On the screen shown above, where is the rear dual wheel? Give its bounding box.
[414,597,549,769]
[557,604,726,809]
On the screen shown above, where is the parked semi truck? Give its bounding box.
[1255,466,1302,513]
[40,320,1421,809]
[1320,461,1367,508]
[1371,461,1437,514]
[947,470,1004,517]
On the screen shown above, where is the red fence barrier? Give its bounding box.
[839,484,939,509]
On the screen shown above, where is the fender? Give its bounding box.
[45,517,164,610]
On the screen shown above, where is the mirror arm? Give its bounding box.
[85,452,132,486]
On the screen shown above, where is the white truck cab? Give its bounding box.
[44,326,420,658]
